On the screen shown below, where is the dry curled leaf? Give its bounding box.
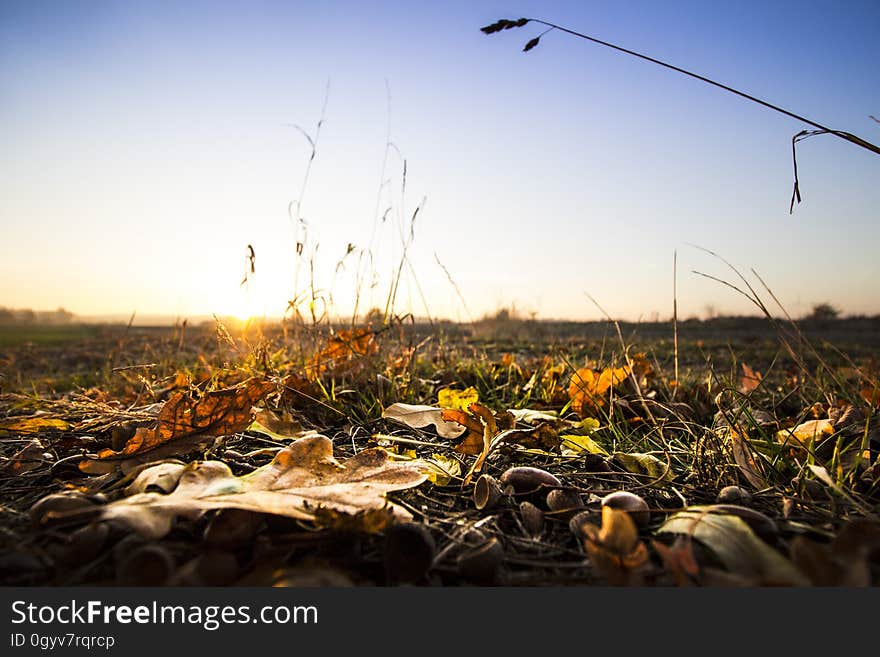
[310,328,378,379]
[739,362,763,394]
[777,419,834,448]
[652,536,700,587]
[381,403,467,439]
[78,378,276,474]
[439,403,516,485]
[51,435,428,539]
[440,404,495,457]
[613,451,673,484]
[579,506,649,585]
[658,508,808,585]
[496,423,561,452]
[0,416,69,434]
[569,366,631,416]
[727,428,766,490]
[0,439,48,476]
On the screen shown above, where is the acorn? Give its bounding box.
[499,467,561,495]
[716,485,753,505]
[271,566,354,587]
[116,545,175,586]
[601,491,650,528]
[203,509,263,549]
[169,551,239,586]
[546,489,584,514]
[29,492,99,529]
[383,522,436,585]
[62,522,110,566]
[568,509,595,539]
[519,501,545,537]
[457,537,503,585]
[473,474,506,511]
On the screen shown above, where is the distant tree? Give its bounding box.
[806,303,840,321]
[51,307,74,324]
[17,309,35,324]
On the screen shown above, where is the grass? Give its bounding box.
[0,311,877,586]
[0,324,103,348]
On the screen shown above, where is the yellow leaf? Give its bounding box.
[0,417,69,434]
[598,505,641,556]
[613,452,674,483]
[421,452,462,486]
[437,387,480,411]
[561,434,608,456]
[568,366,630,416]
[777,419,834,447]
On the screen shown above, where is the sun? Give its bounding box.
[212,276,291,323]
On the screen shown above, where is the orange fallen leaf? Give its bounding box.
[0,439,48,476]
[439,408,486,456]
[0,416,69,434]
[728,429,766,489]
[652,536,700,587]
[630,352,654,384]
[860,385,880,408]
[739,363,763,394]
[579,506,649,585]
[776,419,835,448]
[440,403,511,485]
[310,328,378,379]
[79,378,276,471]
[568,365,631,416]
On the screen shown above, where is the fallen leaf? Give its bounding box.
[506,408,559,424]
[248,408,305,441]
[437,387,479,412]
[310,328,378,379]
[56,435,428,540]
[579,506,649,585]
[0,439,48,475]
[613,452,673,483]
[652,537,699,587]
[727,429,766,489]
[416,452,462,486]
[496,423,561,452]
[382,403,467,439]
[739,363,763,394]
[658,508,808,585]
[788,535,870,586]
[79,378,276,472]
[859,385,880,408]
[439,403,510,484]
[777,419,835,447]
[569,365,631,416]
[561,434,609,456]
[462,403,497,482]
[0,416,69,434]
[125,462,187,494]
[440,405,492,456]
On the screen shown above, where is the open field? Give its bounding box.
[1,316,878,586]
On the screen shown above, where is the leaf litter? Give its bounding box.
[1,318,879,586]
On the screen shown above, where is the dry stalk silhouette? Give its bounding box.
[481,17,880,213]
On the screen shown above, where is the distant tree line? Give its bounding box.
[0,307,76,326]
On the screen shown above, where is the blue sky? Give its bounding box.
[2,0,878,322]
